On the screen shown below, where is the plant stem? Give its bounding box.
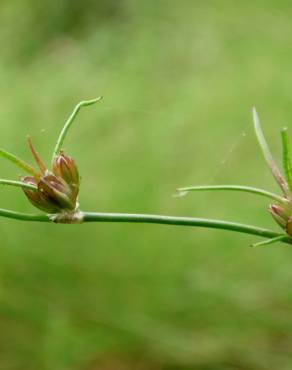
[177,185,285,204]
[82,212,287,240]
[52,97,103,163]
[0,208,48,222]
[0,209,290,244]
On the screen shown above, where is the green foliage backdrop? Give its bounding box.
[1,1,292,369]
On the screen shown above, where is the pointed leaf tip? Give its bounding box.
[252,107,258,122]
[27,136,46,174]
[52,96,103,162]
[173,189,188,197]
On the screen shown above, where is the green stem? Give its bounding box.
[281,128,292,191]
[52,97,103,163]
[0,179,37,191]
[83,212,291,244]
[0,148,37,176]
[0,209,290,244]
[0,208,48,222]
[82,212,278,236]
[252,108,288,194]
[176,185,285,204]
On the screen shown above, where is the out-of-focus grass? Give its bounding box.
[1,1,292,369]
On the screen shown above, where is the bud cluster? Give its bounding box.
[22,145,80,214]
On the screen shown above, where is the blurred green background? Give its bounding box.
[1,1,292,369]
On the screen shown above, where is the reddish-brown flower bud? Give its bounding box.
[52,151,79,197]
[22,176,63,213]
[38,173,76,211]
[269,203,292,236]
[269,204,288,227]
[22,172,78,213]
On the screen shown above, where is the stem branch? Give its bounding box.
[0,179,37,191]
[177,185,285,204]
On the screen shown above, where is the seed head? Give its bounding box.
[21,139,79,213]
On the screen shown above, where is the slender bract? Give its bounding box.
[252,108,288,194]
[177,185,286,204]
[250,235,287,247]
[52,97,102,163]
[0,179,37,191]
[281,128,292,191]
[27,136,46,174]
[0,148,37,176]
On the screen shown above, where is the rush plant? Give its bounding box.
[0,101,291,247]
